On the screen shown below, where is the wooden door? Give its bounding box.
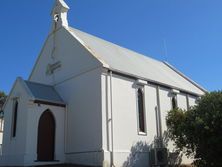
[37,111,55,161]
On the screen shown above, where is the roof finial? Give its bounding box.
[51,0,70,30]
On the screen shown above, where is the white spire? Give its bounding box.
[51,0,70,30]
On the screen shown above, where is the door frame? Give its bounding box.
[37,110,56,161]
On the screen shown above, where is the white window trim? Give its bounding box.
[171,94,178,110]
[11,98,19,139]
[136,86,147,135]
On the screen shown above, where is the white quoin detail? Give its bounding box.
[51,0,70,30]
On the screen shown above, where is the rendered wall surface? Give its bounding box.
[157,87,195,165]
[0,80,66,166]
[0,81,30,166]
[0,133,2,145]
[1,69,199,167]
[24,104,65,166]
[25,24,201,167]
[101,74,155,167]
[0,119,4,145]
[101,73,198,167]
[188,95,197,107]
[28,27,104,166]
[29,28,102,85]
[55,67,103,166]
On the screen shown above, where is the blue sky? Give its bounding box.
[0,0,221,94]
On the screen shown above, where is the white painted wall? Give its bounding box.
[0,119,4,145]
[26,22,202,167]
[0,132,3,145]
[24,103,65,166]
[0,80,66,166]
[101,74,156,167]
[188,95,197,107]
[55,67,103,166]
[28,25,105,166]
[159,88,198,165]
[29,27,102,86]
[177,93,188,110]
[1,69,200,167]
[101,73,199,167]
[0,80,30,166]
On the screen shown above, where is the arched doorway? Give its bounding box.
[37,110,55,161]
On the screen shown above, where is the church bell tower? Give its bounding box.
[51,0,70,31]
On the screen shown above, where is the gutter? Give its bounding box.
[104,67,204,97]
[33,99,66,107]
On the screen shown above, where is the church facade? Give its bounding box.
[0,0,206,166]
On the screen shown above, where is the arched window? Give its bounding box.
[172,96,177,110]
[12,100,18,137]
[137,88,146,133]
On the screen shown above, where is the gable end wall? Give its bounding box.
[29,27,102,86]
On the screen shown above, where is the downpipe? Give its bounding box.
[109,71,115,167]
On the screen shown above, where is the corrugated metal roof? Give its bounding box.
[69,27,206,95]
[24,81,64,105]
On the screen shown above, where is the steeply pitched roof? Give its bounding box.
[2,78,65,111]
[24,80,65,106]
[68,27,206,95]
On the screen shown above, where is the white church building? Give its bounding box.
[1,0,206,166]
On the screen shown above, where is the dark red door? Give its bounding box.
[37,111,55,161]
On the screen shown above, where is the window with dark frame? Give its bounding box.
[137,88,146,133]
[172,96,177,110]
[12,100,18,138]
[0,119,3,132]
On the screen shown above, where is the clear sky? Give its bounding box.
[1,0,221,94]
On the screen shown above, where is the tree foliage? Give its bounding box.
[166,91,222,167]
[0,91,7,114]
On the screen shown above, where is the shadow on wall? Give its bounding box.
[162,131,183,167]
[122,141,150,167]
[122,131,183,167]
